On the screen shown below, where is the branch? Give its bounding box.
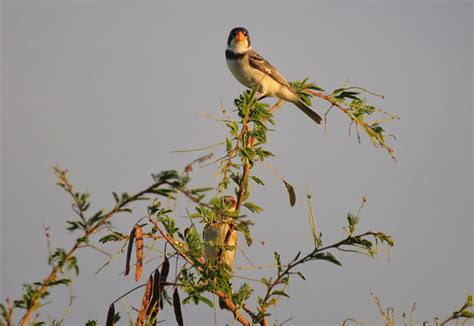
[257,230,393,323]
[440,295,473,325]
[307,89,397,160]
[18,167,178,326]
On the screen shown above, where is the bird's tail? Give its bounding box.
[293,99,322,125]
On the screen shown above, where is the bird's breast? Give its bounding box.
[226,58,255,89]
[226,56,293,100]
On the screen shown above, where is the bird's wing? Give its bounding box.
[247,50,293,89]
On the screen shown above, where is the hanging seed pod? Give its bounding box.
[173,288,184,326]
[134,224,144,282]
[136,275,153,326]
[105,303,115,326]
[283,180,296,207]
[124,227,136,276]
[160,257,170,284]
[147,269,161,322]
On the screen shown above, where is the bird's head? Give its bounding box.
[227,27,251,53]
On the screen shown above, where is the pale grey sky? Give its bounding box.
[1,1,472,325]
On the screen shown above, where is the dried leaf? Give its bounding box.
[125,227,136,276]
[173,288,184,326]
[136,275,153,326]
[106,303,115,326]
[283,180,296,207]
[134,224,144,282]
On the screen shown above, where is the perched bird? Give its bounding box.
[225,27,322,124]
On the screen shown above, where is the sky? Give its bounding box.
[1,1,472,325]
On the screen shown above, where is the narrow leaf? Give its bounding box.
[272,290,290,298]
[296,271,306,281]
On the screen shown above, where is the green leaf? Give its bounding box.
[184,226,202,259]
[85,320,98,326]
[243,202,263,213]
[271,290,290,298]
[87,210,104,226]
[233,283,253,307]
[66,220,85,232]
[235,220,254,246]
[313,252,342,266]
[197,295,214,308]
[274,252,282,274]
[296,271,306,281]
[46,278,71,287]
[99,232,124,243]
[225,138,233,152]
[459,311,474,318]
[251,175,265,186]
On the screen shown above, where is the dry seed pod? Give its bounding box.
[105,303,115,326]
[160,257,170,284]
[147,269,161,320]
[173,288,184,326]
[134,224,144,282]
[125,227,136,276]
[283,180,296,207]
[136,275,153,326]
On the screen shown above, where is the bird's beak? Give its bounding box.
[235,31,245,42]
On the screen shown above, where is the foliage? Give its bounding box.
[0,80,469,326]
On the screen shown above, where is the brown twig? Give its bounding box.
[19,167,176,326]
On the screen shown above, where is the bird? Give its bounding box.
[225,27,322,124]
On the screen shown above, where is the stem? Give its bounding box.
[20,173,171,326]
[258,231,388,323]
[440,302,470,326]
[307,90,397,160]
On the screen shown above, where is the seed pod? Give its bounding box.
[173,288,184,326]
[160,257,170,284]
[134,224,144,282]
[136,275,153,326]
[106,303,115,326]
[125,227,136,276]
[147,269,161,321]
[283,180,296,207]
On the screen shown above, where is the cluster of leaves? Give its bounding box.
[292,79,399,160]
[218,88,274,195]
